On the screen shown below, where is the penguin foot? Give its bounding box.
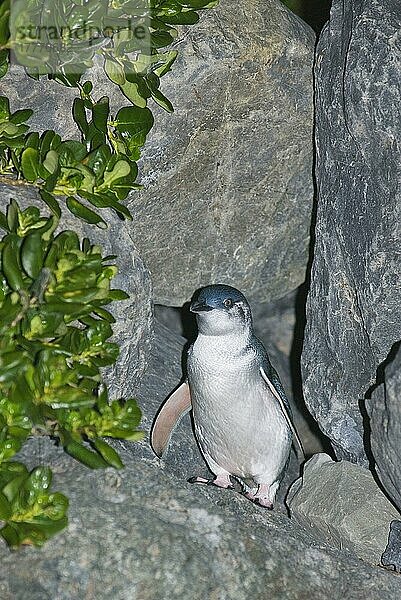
[243,484,274,509]
[188,474,234,489]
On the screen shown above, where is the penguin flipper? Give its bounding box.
[151,381,192,458]
[259,366,305,460]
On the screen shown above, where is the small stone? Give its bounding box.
[287,453,401,564]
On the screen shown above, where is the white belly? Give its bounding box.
[187,342,291,485]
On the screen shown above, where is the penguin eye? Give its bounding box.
[223,298,233,308]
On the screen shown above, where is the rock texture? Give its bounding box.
[287,453,400,564]
[1,324,401,599]
[302,0,401,464]
[129,0,315,305]
[369,343,401,513]
[0,182,153,391]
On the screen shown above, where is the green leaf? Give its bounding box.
[0,491,12,520]
[119,80,147,108]
[39,189,61,219]
[21,147,39,182]
[2,234,24,291]
[0,60,8,80]
[86,144,111,180]
[25,132,40,149]
[66,197,107,229]
[79,192,132,220]
[9,109,33,125]
[39,130,56,159]
[104,58,126,86]
[64,439,109,469]
[72,98,88,137]
[6,199,18,232]
[98,160,131,189]
[21,232,44,279]
[0,517,68,548]
[150,30,175,47]
[159,10,200,25]
[154,50,178,77]
[91,438,124,469]
[26,466,52,495]
[114,106,154,155]
[82,81,93,95]
[92,96,109,134]
[108,289,129,301]
[0,96,10,121]
[151,89,174,113]
[0,210,9,232]
[43,149,59,174]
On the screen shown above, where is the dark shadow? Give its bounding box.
[290,284,334,458]
[361,340,401,481]
[287,42,335,458]
[365,340,401,400]
[180,300,197,342]
[301,0,332,33]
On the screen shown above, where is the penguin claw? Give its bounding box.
[188,475,234,489]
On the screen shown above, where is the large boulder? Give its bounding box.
[301,0,401,464]
[287,453,400,564]
[129,0,315,305]
[1,323,401,598]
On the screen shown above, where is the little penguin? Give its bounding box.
[151,284,303,508]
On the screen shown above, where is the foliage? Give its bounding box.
[0,462,68,548]
[0,91,151,226]
[0,0,220,549]
[0,1,219,224]
[0,199,143,547]
[4,0,219,91]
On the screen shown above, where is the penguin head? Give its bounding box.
[190,284,252,335]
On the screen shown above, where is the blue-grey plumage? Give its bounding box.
[187,284,297,508]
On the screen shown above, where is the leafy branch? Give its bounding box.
[0,91,152,226]
[0,0,220,548]
[0,200,143,546]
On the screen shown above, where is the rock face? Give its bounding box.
[129,0,316,306]
[287,453,400,564]
[369,343,401,513]
[302,0,401,465]
[0,183,153,392]
[1,324,401,599]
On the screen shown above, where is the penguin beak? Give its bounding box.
[190,300,213,313]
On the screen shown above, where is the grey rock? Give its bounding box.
[301,0,401,464]
[0,182,153,391]
[369,342,401,513]
[381,520,401,573]
[287,453,400,565]
[128,0,316,306]
[2,325,401,599]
